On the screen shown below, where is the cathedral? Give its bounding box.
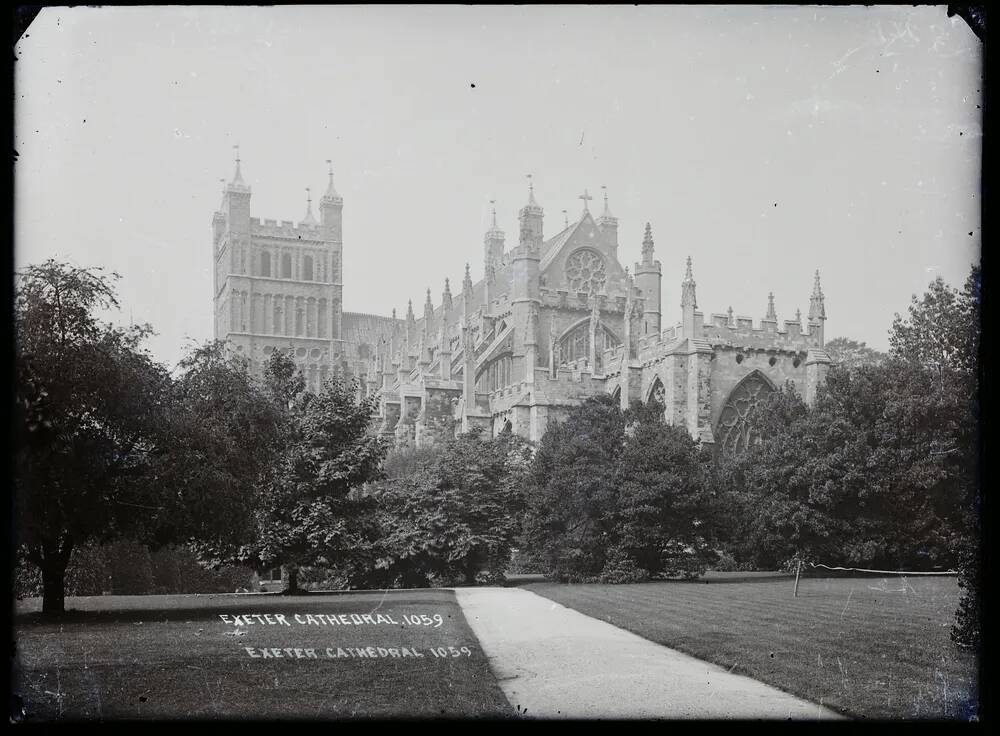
[213,158,831,454]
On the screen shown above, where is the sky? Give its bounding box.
[14,5,981,368]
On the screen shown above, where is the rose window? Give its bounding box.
[717,372,774,455]
[566,249,607,294]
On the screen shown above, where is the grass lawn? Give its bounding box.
[13,590,514,721]
[527,574,978,720]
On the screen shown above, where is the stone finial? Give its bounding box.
[232,145,244,184]
[727,305,734,326]
[795,307,802,324]
[641,223,654,265]
[766,292,777,321]
[562,209,569,228]
[463,263,473,295]
[579,188,592,213]
[406,299,415,322]
[442,277,453,311]
[681,256,697,309]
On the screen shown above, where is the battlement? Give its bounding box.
[250,217,330,241]
[700,313,821,351]
[537,287,640,314]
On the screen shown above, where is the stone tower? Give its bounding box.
[212,153,345,390]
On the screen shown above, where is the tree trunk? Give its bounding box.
[464,561,477,586]
[284,564,300,595]
[39,538,74,615]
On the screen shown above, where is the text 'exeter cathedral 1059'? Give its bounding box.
[213,157,831,454]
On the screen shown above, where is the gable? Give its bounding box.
[539,212,626,292]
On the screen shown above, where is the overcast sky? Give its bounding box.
[15,5,981,367]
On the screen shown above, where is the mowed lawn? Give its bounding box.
[14,590,514,721]
[527,574,978,720]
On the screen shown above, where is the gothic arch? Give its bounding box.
[645,375,665,406]
[553,317,621,372]
[611,385,621,402]
[715,370,777,456]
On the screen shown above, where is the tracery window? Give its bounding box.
[717,371,775,456]
[554,321,620,373]
[565,249,607,294]
[648,377,665,407]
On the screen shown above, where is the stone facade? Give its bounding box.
[214,165,830,451]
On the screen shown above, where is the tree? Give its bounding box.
[888,264,980,648]
[521,395,627,582]
[889,266,980,377]
[611,403,717,580]
[824,337,886,370]
[373,430,532,586]
[248,370,387,593]
[162,341,287,562]
[15,260,172,613]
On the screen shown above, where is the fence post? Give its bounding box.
[793,560,802,597]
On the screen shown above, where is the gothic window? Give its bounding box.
[648,377,665,407]
[260,251,271,277]
[554,320,620,373]
[717,371,775,456]
[476,354,512,393]
[281,253,292,279]
[303,255,314,281]
[565,249,607,294]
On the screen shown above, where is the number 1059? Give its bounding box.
[429,646,472,658]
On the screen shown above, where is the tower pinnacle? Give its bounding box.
[321,159,342,204]
[301,187,317,226]
[809,270,826,321]
[681,256,697,309]
[641,222,655,265]
[766,291,777,321]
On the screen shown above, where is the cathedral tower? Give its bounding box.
[634,223,662,336]
[212,153,345,390]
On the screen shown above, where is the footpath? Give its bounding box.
[454,587,844,720]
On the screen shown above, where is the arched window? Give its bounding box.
[260,251,271,277]
[554,320,621,373]
[717,371,776,456]
[647,376,665,407]
[281,253,292,279]
[302,255,314,281]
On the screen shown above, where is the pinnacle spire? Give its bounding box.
[600,185,615,220]
[681,256,697,309]
[641,222,655,264]
[527,174,537,206]
[562,209,569,229]
[809,270,826,321]
[766,291,777,321]
[232,145,244,184]
[321,159,342,203]
[442,277,453,311]
[406,299,415,322]
[463,263,473,294]
[226,145,249,192]
[301,187,317,225]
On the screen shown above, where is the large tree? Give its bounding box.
[246,362,388,593]
[522,395,627,582]
[372,430,532,586]
[889,264,980,648]
[15,260,172,613]
[611,403,717,580]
